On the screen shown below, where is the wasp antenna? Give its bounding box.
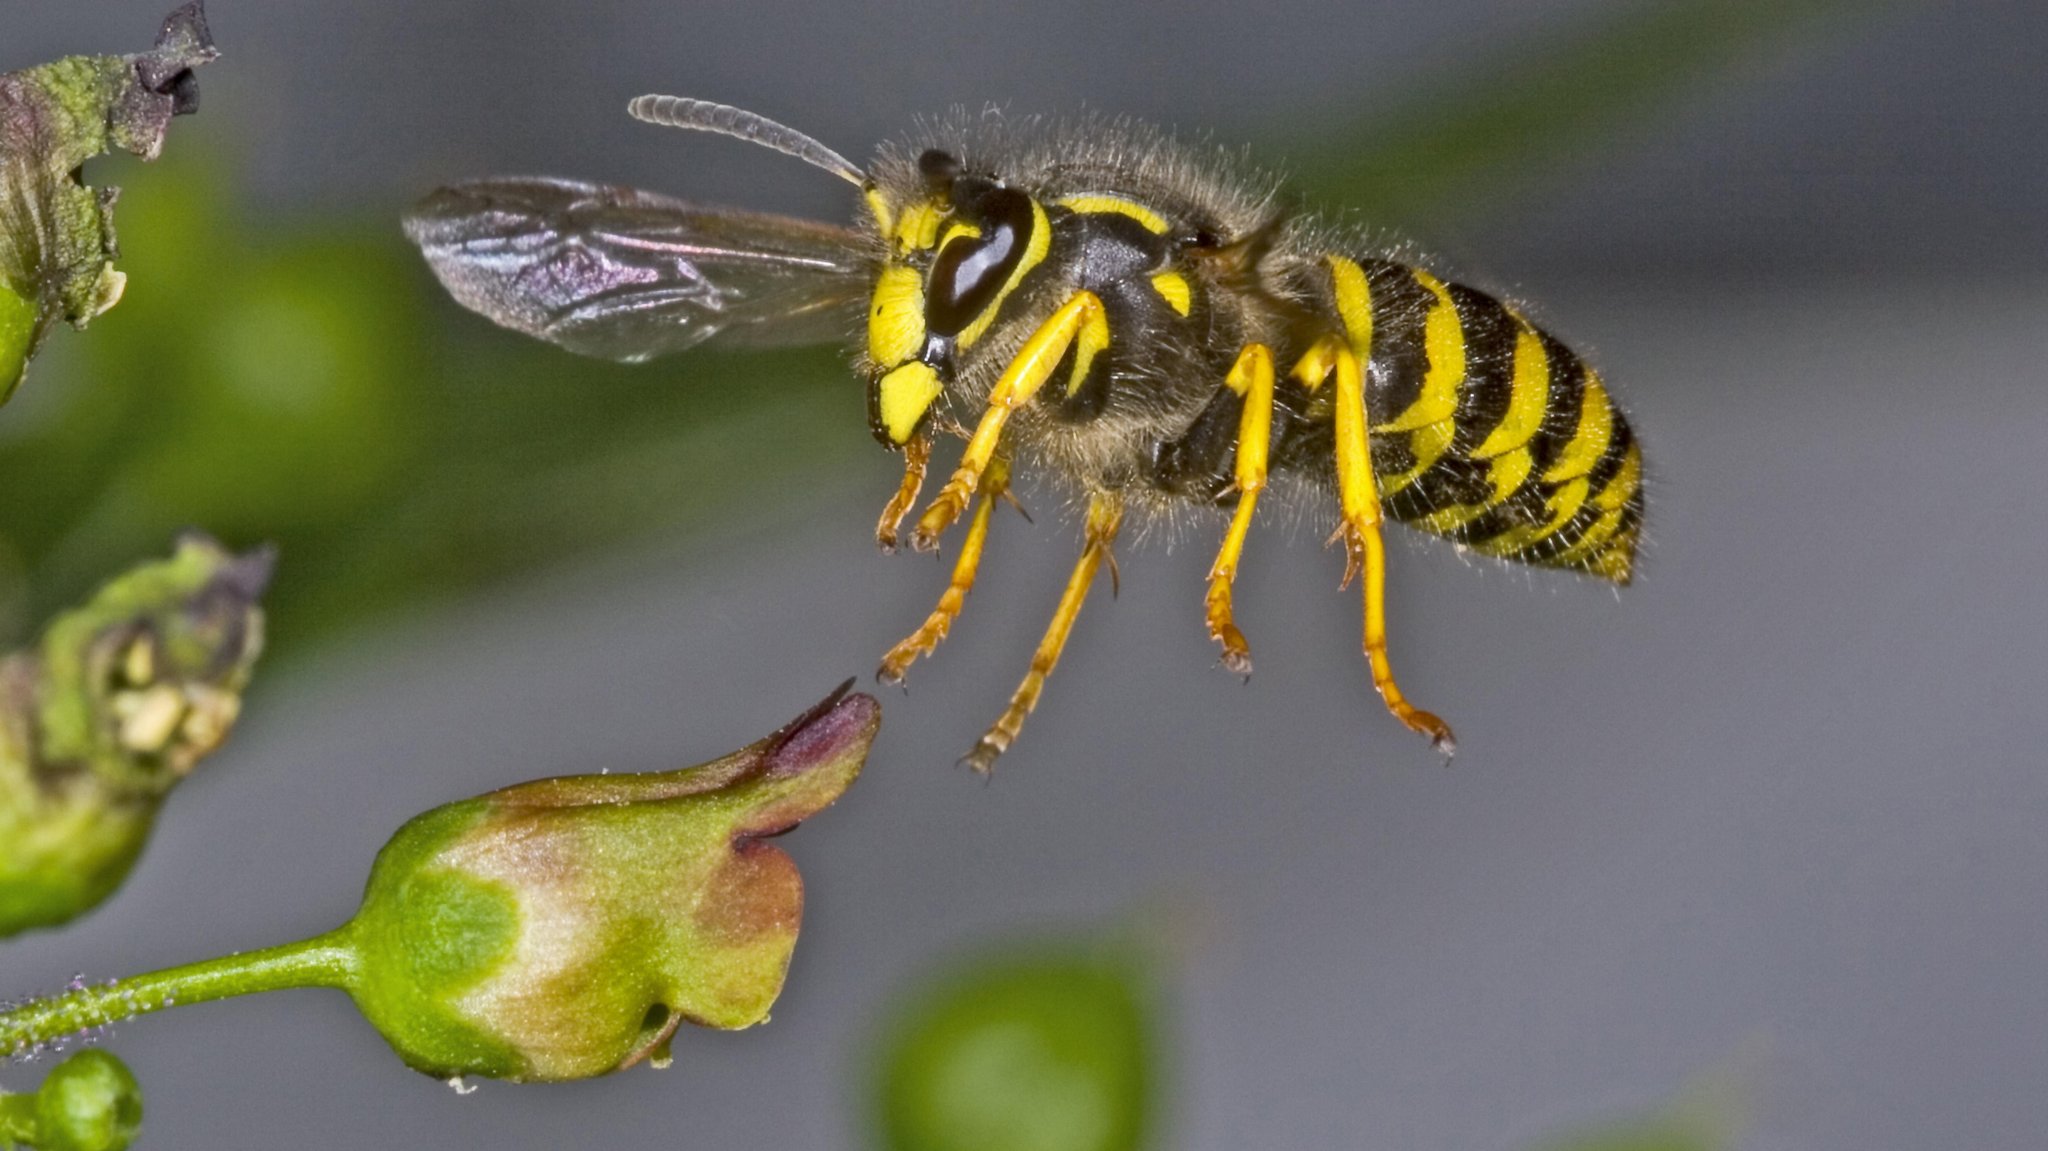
[628,95,867,187]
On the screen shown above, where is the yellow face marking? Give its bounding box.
[892,200,946,253]
[876,361,944,445]
[1327,257,1374,352]
[1376,420,1454,497]
[1543,373,1614,483]
[864,186,896,238]
[1064,301,1111,397]
[1472,323,1551,460]
[1055,194,1170,234]
[1149,271,1192,316]
[868,264,927,367]
[1375,270,1463,434]
[953,198,1052,350]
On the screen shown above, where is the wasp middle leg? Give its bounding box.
[960,489,1124,774]
[1202,343,1276,677]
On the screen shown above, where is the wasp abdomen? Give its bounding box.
[1318,256,1643,583]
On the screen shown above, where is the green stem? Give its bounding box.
[0,928,354,1058]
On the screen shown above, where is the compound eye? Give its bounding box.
[926,188,1034,337]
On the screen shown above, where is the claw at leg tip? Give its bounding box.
[958,742,1000,776]
[1428,726,1457,762]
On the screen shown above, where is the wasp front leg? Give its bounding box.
[1313,335,1457,756]
[912,291,1108,550]
[961,489,1124,774]
[878,453,1008,685]
[874,432,931,553]
[1203,343,1276,677]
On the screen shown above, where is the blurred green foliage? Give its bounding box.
[1290,0,1874,224]
[869,939,1158,1151]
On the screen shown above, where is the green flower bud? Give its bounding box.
[872,940,1159,1151]
[0,686,877,1086]
[346,683,879,1081]
[0,533,270,938]
[0,1049,144,1151]
[0,3,217,403]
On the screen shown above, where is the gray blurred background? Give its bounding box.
[5,1,2047,1149]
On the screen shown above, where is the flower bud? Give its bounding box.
[344,683,878,1082]
[0,533,271,937]
[0,1049,144,1151]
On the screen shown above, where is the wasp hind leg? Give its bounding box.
[961,490,1124,774]
[878,453,1009,685]
[1320,337,1457,757]
[1203,343,1277,677]
[912,291,1108,550]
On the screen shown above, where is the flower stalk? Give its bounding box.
[1,685,877,1083]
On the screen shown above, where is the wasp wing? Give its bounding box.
[404,177,871,360]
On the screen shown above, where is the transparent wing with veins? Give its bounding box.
[404,177,871,360]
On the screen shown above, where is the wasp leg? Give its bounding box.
[879,454,1009,685]
[1204,343,1276,677]
[875,432,932,553]
[912,291,1108,550]
[1327,338,1457,756]
[961,490,1124,774]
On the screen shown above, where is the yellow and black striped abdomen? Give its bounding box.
[1321,255,1643,583]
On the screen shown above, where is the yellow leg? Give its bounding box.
[1329,341,1457,756]
[912,291,1107,551]
[1203,343,1276,677]
[961,490,1124,774]
[875,432,931,553]
[878,455,1008,684]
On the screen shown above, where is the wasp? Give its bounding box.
[405,97,1644,772]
